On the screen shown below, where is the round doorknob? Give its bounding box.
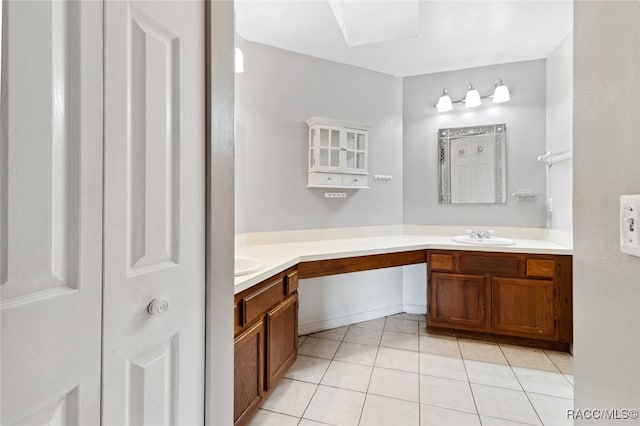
[147,298,169,317]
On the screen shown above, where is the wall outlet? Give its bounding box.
[324,192,347,199]
[620,195,640,257]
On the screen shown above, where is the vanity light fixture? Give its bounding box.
[435,79,511,112]
[492,79,510,103]
[464,83,481,108]
[436,89,453,112]
[235,47,244,73]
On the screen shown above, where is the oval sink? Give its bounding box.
[234,256,264,277]
[451,235,516,246]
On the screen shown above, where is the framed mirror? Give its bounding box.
[438,124,506,204]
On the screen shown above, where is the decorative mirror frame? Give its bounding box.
[438,123,506,204]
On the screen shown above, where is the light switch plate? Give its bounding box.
[620,195,640,257]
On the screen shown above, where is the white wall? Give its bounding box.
[546,33,573,233]
[574,1,640,417]
[235,39,403,233]
[403,60,548,228]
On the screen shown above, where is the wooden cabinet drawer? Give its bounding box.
[458,253,519,276]
[526,259,555,278]
[429,253,455,272]
[285,270,299,295]
[241,278,285,326]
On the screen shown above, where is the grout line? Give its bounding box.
[356,316,386,426]
[500,345,545,426]
[460,342,481,422]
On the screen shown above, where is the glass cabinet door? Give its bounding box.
[344,130,367,173]
[315,126,342,170]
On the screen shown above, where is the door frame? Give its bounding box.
[204,1,235,425]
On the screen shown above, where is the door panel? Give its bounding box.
[103,1,205,425]
[266,294,298,389]
[428,272,487,330]
[0,0,103,424]
[492,277,555,338]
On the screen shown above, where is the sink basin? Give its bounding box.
[234,256,264,277]
[451,235,516,246]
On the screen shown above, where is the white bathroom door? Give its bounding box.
[0,0,104,424]
[103,1,206,425]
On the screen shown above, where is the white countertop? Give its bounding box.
[234,234,572,294]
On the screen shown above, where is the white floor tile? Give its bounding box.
[298,420,333,426]
[421,404,481,426]
[419,335,461,358]
[248,409,300,426]
[298,336,341,359]
[391,312,425,322]
[544,350,574,374]
[512,367,574,399]
[563,374,574,385]
[310,326,348,341]
[375,347,419,373]
[368,367,420,402]
[500,345,558,372]
[419,375,476,414]
[361,394,420,426]
[380,330,419,351]
[471,383,541,425]
[419,353,467,381]
[343,326,383,346]
[527,392,573,426]
[261,315,575,426]
[303,385,365,426]
[459,340,508,365]
[464,360,521,390]
[384,317,420,334]
[334,341,379,366]
[261,378,318,418]
[353,317,386,330]
[419,321,428,335]
[284,355,330,384]
[480,416,535,426]
[320,360,372,392]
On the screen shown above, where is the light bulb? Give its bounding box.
[436,89,453,112]
[464,84,481,108]
[235,47,244,73]
[492,80,510,103]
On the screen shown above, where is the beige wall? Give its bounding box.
[574,0,640,417]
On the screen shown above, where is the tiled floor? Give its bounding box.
[250,313,574,426]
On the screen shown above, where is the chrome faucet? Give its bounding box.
[466,229,494,239]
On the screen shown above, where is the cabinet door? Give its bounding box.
[266,293,298,390]
[492,277,555,339]
[344,129,367,173]
[234,321,265,425]
[428,273,488,330]
[313,126,342,171]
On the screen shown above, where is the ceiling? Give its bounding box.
[235,0,573,77]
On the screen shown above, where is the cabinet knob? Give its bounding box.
[147,298,169,317]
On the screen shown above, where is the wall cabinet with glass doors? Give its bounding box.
[305,117,370,189]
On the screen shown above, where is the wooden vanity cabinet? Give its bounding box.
[427,250,572,349]
[234,268,299,426]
